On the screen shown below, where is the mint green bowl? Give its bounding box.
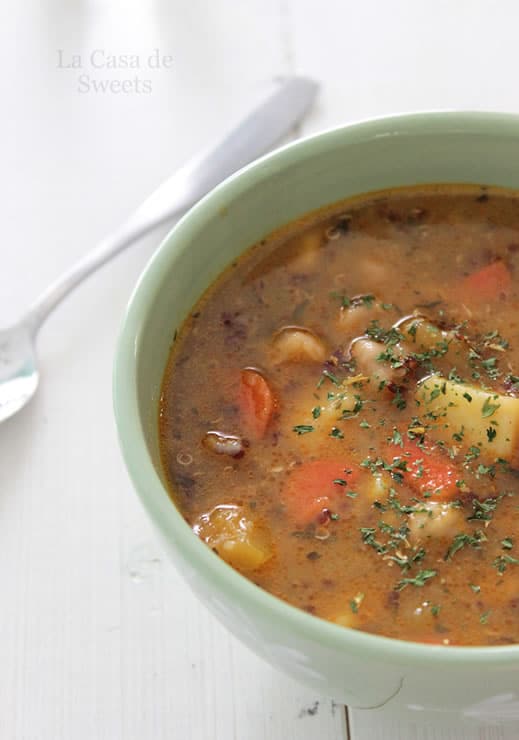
[114,112,519,725]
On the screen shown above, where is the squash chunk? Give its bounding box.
[416,377,519,465]
[193,505,272,571]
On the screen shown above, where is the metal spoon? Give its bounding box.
[0,76,319,423]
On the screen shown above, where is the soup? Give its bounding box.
[159,185,519,646]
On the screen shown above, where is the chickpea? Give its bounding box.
[271,326,327,364]
[408,502,464,543]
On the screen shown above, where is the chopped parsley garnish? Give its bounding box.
[493,554,519,574]
[330,427,344,439]
[392,388,407,411]
[448,368,462,383]
[366,321,402,346]
[292,424,314,435]
[501,537,514,550]
[464,445,481,462]
[312,406,321,419]
[444,530,487,560]
[349,592,365,613]
[341,395,364,419]
[486,427,497,442]
[395,569,437,591]
[452,427,465,442]
[406,321,418,339]
[481,356,500,380]
[410,340,450,369]
[480,610,491,624]
[360,455,409,485]
[321,369,340,386]
[467,496,501,522]
[429,386,442,401]
[505,373,519,391]
[391,428,403,447]
[360,526,386,554]
[481,396,500,418]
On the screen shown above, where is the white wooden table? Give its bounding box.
[2,2,519,738]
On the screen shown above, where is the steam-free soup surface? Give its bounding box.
[160,185,519,646]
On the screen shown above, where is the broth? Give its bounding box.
[159,185,519,646]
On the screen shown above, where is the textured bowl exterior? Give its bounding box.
[114,113,519,724]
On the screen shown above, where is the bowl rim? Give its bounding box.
[114,110,519,667]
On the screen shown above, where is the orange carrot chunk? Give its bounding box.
[460,260,512,303]
[238,368,276,439]
[392,440,459,501]
[282,460,358,526]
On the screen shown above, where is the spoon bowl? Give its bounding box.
[0,323,38,422]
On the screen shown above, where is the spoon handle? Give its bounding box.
[24,76,319,334]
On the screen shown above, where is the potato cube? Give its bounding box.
[416,376,519,465]
[193,505,272,571]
